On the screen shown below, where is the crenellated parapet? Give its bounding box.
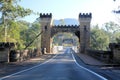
[39,12,92,53]
[78,13,92,53]
[51,25,80,38]
[79,13,92,18]
[40,13,52,18]
[52,25,79,28]
[40,13,52,53]
[78,12,92,23]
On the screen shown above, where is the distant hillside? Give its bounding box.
[53,18,79,25]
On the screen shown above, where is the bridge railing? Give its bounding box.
[109,43,120,63]
[9,48,42,62]
[85,28,113,63]
[86,49,112,62]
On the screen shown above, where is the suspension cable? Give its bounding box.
[24,31,43,50]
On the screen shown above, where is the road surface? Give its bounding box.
[1,48,107,80]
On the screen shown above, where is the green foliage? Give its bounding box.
[16,21,30,49]
[103,21,120,33]
[53,33,69,45]
[116,37,120,43]
[91,21,120,50]
[0,24,5,41]
[18,20,41,49]
[26,22,41,48]
[103,21,120,43]
[0,0,32,22]
[53,33,78,46]
[91,25,110,50]
[0,0,38,50]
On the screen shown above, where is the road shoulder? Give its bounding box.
[0,54,56,78]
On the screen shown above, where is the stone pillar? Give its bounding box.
[78,13,92,53]
[40,13,52,53]
[0,48,9,62]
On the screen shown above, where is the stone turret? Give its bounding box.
[78,13,92,53]
[40,13,52,18]
[40,13,52,53]
[40,13,52,32]
[39,12,92,54]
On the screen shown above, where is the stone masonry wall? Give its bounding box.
[40,13,52,53]
[113,49,120,63]
[40,13,92,53]
[0,48,9,62]
[79,13,92,53]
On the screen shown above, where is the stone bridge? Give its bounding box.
[40,13,92,53]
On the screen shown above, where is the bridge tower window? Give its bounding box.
[45,26,47,30]
[84,25,87,31]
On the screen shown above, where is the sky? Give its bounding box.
[19,0,120,26]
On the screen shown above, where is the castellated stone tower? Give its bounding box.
[78,13,92,53]
[40,13,52,53]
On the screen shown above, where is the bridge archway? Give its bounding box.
[52,32,79,46]
[52,32,79,53]
[39,13,92,53]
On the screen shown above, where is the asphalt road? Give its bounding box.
[1,48,107,80]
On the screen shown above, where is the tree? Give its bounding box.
[0,0,32,41]
[91,25,110,50]
[103,21,120,43]
[28,22,41,48]
[0,0,33,49]
[0,0,32,22]
[116,37,120,43]
[18,20,41,49]
[17,20,30,49]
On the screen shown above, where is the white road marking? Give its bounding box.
[0,49,108,80]
[0,54,58,80]
[72,53,108,80]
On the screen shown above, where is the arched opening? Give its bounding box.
[51,32,80,53]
